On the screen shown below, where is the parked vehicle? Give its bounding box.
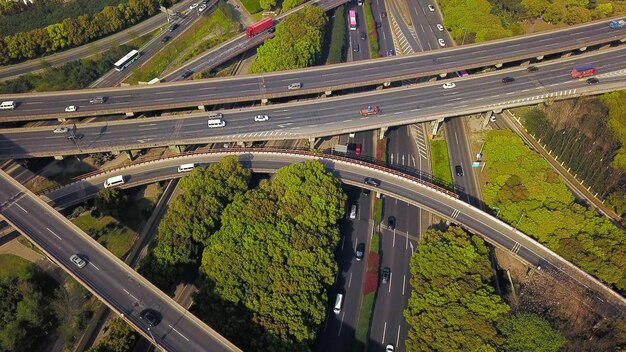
[608,20,625,29]
[359,105,379,116]
[570,65,596,78]
[246,18,273,37]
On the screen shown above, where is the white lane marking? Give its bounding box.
[46,228,62,240]
[138,123,157,127]
[382,322,387,342]
[15,204,28,213]
[168,324,190,341]
[392,230,396,247]
[341,235,345,251]
[402,275,406,295]
[338,312,345,336]
[396,325,401,347]
[90,263,100,271]
[348,272,353,288]
[388,272,393,293]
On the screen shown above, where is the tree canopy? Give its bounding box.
[404,227,510,351]
[249,6,327,73]
[499,313,566,352]
[88,318,138,352]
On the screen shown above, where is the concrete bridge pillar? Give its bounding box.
[599,43,611,50]
[198,105,205,110]
[578,46,587,52]
[125,150,142,160]
[383,82,391,87]
[483,111,493,127]
[495,63,503,68]
[520,60,531,67]
[57,117,67,123]
[168,145,186,153]
[125,112,134,117]
[237,141,245,147]
[431,118,444,136]
[308,137,316,149]
[536,55,544,61]
[324,90,333,96]
[53,155,64,160]
[261,99,269,105]
[379,127,388,139]
[438,73,447,78]
[493,108,502,114]
[561,51,572,58]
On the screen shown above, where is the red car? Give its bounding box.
[355,143,361,155]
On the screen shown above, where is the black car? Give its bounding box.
[161,36,171,43]
[268,26,275,33]
[181,70,194,79]
[67,133,83,140]
[364,177,381,187]
[501,76,515,83]
[586,77,600,84]
[381,267,391,284]
[355,243,365,261]
[140,309,161,327]
[360,32,367,40]
[353,44,360,53]
[362,188,371,196]
[387,216,396,231]
[455,165,463,176]
[168,23,179,32]
[526,66,539,72]
[375,21,381,29]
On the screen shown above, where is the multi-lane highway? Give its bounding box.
[0,171,241,352]
[1,18,625,121]
[34,150,626,315]
[2,46,625,158]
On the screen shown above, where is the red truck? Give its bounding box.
[246,18,273,37]
[570,65,596,78]
[360,105,380,116]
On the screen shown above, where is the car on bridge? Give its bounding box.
[254,114,269,122]
[140,309,161,327]
[70,254,87,268]
[53,127,69,134]
[364,177,381,187]
[65,105,77,112]
[360,105,380,116]
[442,82,456,89]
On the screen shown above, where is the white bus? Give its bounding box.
[113,50,140,71]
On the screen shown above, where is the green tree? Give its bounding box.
[46,23,69,51]
[259,0,276,10]
[282,0,306,11]
[499,313,566,352]
[95,188,129,217]
[88,318,138,352]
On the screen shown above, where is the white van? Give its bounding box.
[349,205,357,219]
[103,175,125,188]
[207,119,226,128]
[207,112,223,119]
[333,293,343,314]
[287,82,301,90]
[177,163,195,172]
[0,101,16,110]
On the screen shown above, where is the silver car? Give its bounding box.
[70,254,87,268]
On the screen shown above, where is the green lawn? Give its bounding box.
[0,254,36,280]
[72,213,135,259]
[353,292,376,352]
[240,0,262,14]
[363,0,379,58]
[430,139,453,189]
[370,231,380,254]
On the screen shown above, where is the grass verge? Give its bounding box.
[430,139,453,189]
[373,198,383,224]
[72,213,135,259]
[127,2,240,83]
[0,254,35,279]
[240,0,262,14]
[353,292,375,352]
[363,0,379,58]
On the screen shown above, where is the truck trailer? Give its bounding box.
[246,18,273,37]
[570,65,596,78]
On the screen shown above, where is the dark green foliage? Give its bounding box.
[404,227,509,351]
[0,44,133,93]
[0,268,57,352]
[282,0,306,11]
[87,318,138,352]
[0,0,178,64]
[250,6,327,73]
[138,156,251,291]
[499,313,565,352]
[483,130,626,290]
[239,0,262,14]
[196,160,345,350]
[325,6,346,64]
[95,188,129,217]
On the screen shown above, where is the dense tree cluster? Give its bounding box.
[95,188,129,217]
[138,156,251,290]
[404,227,510,351]
[0,0,179,65]
[195,160,345,350]
[326,6,345,64]
[520,0,620,24]
[483,130,626,291]
[498,313,566,352]
[438,0,517,43]
[249,6,327,73]
[88,318,138,352]
[0,270,56,351]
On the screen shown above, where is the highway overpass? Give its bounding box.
[0,171,241,352]
[37,150,626,316]
[0,17,625,121]
[1,46,625,159]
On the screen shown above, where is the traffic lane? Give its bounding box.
[444,116,481,207]
[2,21,623,118]
[410,0,442,49]
[0,176,240,352]
[5,45,625,151]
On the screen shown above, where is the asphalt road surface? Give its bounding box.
[1,18,624,121]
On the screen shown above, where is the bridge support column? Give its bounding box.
[379,127,388,139]
[308,137,316,149]
[495,63,503,68]
[493,108,502,114]
[261,99,269,105]
[324,90,333,96]
[236,141,246,147]
[383,82,391,87]
[53,155,64,160]
[125,150,141,161]
[169,145,186,153]
[483,111,493,127]
[561,51,572,58]
[111,150,121,156]
[599,43,611,50]
[125,112,134,117]
[536,55,544,61]
[431,118,444,136]
[578,46,587,52]
[57,117,67,123]
[438,73,447,78]
[197,105,205,110]
[520,60,531,67]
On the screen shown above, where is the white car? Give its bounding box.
[442,82,456,89]
[199,3,207,11]
[189,2,198,9]
[436,24,444,31]
[438,38,446,47]
[386,344,394,352]
[65,105,77,112]
[428,4,435,12]
[70,254,87,268]
[53,127,69,133]
[254,114,269,122]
